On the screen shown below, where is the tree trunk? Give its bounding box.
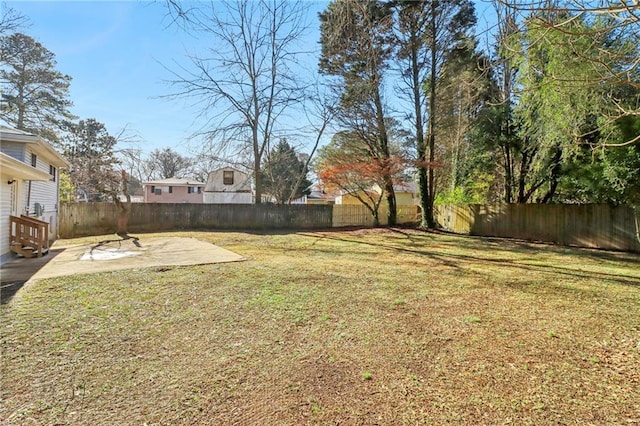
[372,76,396,226]
[115,170,131,236]
[504,142,513,203]
[539,147,562,203]
[425,2,438,228]
[409,28,429,229]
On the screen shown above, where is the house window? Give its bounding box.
[49,165,56,181]
[169,186,173,194]
[188,187,192,194]
[223,170,234,185]
[188,186,200,194]
[154,188,162,195]
[197,186,202,194]
[31,153,37,167]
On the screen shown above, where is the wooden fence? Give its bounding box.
[435,204,640,252]
[332,204,420,227]
[60,203,330,237]
[59,203,419,238]
[58,202,639,252]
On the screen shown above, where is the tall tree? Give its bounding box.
[261,139,312,204]
[486,0,521,203]
[392,0,476,227]
[319,0,398,225]
[433,38,492,202]
[62,119,121,202]
[165,0,308,204]
[0,32,73,142]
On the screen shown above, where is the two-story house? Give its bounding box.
[203,167,252,204]
[0,126,69,259]
[142,178,206,203]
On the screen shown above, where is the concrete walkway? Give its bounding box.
[0,236,245,303]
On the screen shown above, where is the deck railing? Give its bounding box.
[9,215,49,258]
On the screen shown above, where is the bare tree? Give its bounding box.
[0,4,27,35]
[144,147,193,180]
[286,82,336,203]
[164,0,309,203]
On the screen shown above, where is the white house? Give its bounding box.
[0,126,69,259]
[203,167,252,204]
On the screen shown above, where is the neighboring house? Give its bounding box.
[335,189,381,205]
[204,167,252,204]
[291,189,336,205]
[142,178,206,203]
[390,181,419,206]
[0,126,69,258]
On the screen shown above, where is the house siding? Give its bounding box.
[0,141,26,162]
[203,192,252,204]
[1,127,67,256]
[204,168,252,204]
[144,185,204,203]
[23,148,60,239]
[0,180,12,256]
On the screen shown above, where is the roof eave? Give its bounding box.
[0,152,54,181]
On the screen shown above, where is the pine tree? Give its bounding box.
[0,32,73,142]
[319,0,398,225]
[261,139,312,204]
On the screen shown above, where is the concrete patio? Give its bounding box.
[0,235,245,304]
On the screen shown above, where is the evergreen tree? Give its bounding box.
[433,37,492,204]
[392,0,476,226]
[510,13,639,203]
[0,32,73,142]
[319,0,398,225]
[261,139,312,204]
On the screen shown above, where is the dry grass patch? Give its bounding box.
[1,228,639,425]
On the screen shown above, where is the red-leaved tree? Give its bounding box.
[316,131,405,226]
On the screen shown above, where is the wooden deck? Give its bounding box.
[9,215,49,258]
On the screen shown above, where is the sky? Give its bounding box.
[5,0,497,158]
[6,1,328,157]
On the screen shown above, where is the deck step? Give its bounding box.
[9,244,48,258]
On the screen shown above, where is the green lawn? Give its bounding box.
[1,228,639,425]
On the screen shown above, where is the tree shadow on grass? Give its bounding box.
[299,229,640,288]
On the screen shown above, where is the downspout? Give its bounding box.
[26,180,32,215]
[56,170,62,239]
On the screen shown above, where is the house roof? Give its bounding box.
[143,177,206,186]
[0,126,70,168]
[341,181,418,196]
[210,166,248,173]
[307,190,335,201]
[394,181,418,193]
[0,152,53,181]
